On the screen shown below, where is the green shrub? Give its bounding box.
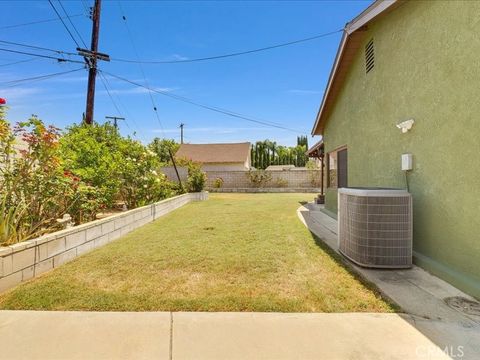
[273,178,288,188]
[0,113,96,245]
[118,138,176,208]
[213,177,224,189]
[186,162,207,192]
[60,122,123,207]
[247,170,272,188]
[147,138,179,164]
[61,122,178,210]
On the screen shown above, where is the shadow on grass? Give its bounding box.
[308,230,402,313]
[298,201,308,206]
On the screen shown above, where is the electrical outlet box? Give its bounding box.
[402,153,413,171]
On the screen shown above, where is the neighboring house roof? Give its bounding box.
[175,142,251,164]
[311,0,402,135]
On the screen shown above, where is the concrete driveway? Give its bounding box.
[0,311,450,360]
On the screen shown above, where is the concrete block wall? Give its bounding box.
[0,192,208,294]
[205,170,322,189]
[161,167,322,190]
[161,166,188,183]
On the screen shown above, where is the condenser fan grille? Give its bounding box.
[338,189,412,268]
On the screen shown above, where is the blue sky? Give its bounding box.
[1,0,370,146]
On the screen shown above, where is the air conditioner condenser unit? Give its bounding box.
[338,187,412,268]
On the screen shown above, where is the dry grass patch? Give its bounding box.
[0,193,397,312]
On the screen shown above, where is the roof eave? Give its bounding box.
[311,0,401,136]
[311,31,348,136]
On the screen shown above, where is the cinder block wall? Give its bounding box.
[205,170,322,188]
[161,167,322,189]
[0,192,208,293]
[161,166,188,183]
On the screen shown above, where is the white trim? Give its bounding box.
[346,0,399,34]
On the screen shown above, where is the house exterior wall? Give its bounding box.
[321,1,480,298]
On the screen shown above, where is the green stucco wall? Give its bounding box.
[322,1,480,298]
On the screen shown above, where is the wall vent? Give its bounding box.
[338,188,412,268]
[365,39,375,73]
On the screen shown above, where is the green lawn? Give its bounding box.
[0,193,396,312]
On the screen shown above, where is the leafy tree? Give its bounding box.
[60,122,123,207]
[250,137,309,169]
[148,138,180,164]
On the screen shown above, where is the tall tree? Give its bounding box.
[147,138,179,164]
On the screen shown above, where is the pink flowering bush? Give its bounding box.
[0,110,101,245]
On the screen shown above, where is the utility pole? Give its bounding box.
[179,123,184,144]
[105,116,125,130]
[80,0,110,125]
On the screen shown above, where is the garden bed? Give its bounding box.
[0,193,395,312]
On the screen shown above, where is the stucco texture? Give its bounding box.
[321,1,480,298]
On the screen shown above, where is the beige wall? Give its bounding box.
[201,162,248,172]
[205,170,321,189]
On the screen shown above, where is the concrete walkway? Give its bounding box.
[297,202,480,360]
[0,311,451,360]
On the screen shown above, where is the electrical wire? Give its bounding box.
[0,47,84,64]
[80,0,91,14]
[58,0,89,49]
[48,0,81,48]
[97,72,134,133]
[100,70,305,134]
[98,71,143,136]
[117,1,166,136]
[111,29,342,64]
[0,58,39,68]
[0,39,79,57]
[0,14,84,30]
[1,68,85,88]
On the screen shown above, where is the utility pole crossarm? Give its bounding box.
[105,116,125,129]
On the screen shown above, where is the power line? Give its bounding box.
[0,58,39,68]
[0,39,79,57]
[111,29,342,64]
[98,72,134,133]
[97,71,137,135]
[0,14,84,30]
[57,0,89,49]
[1,68,85,88]
[116,1,165,136]
[100,70,305,134]
[80,0,91,14]
[48,0,81,48]
[99,70,144,136]
[0,47,84,64]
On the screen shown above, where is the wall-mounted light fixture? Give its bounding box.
[396,119,414,133]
